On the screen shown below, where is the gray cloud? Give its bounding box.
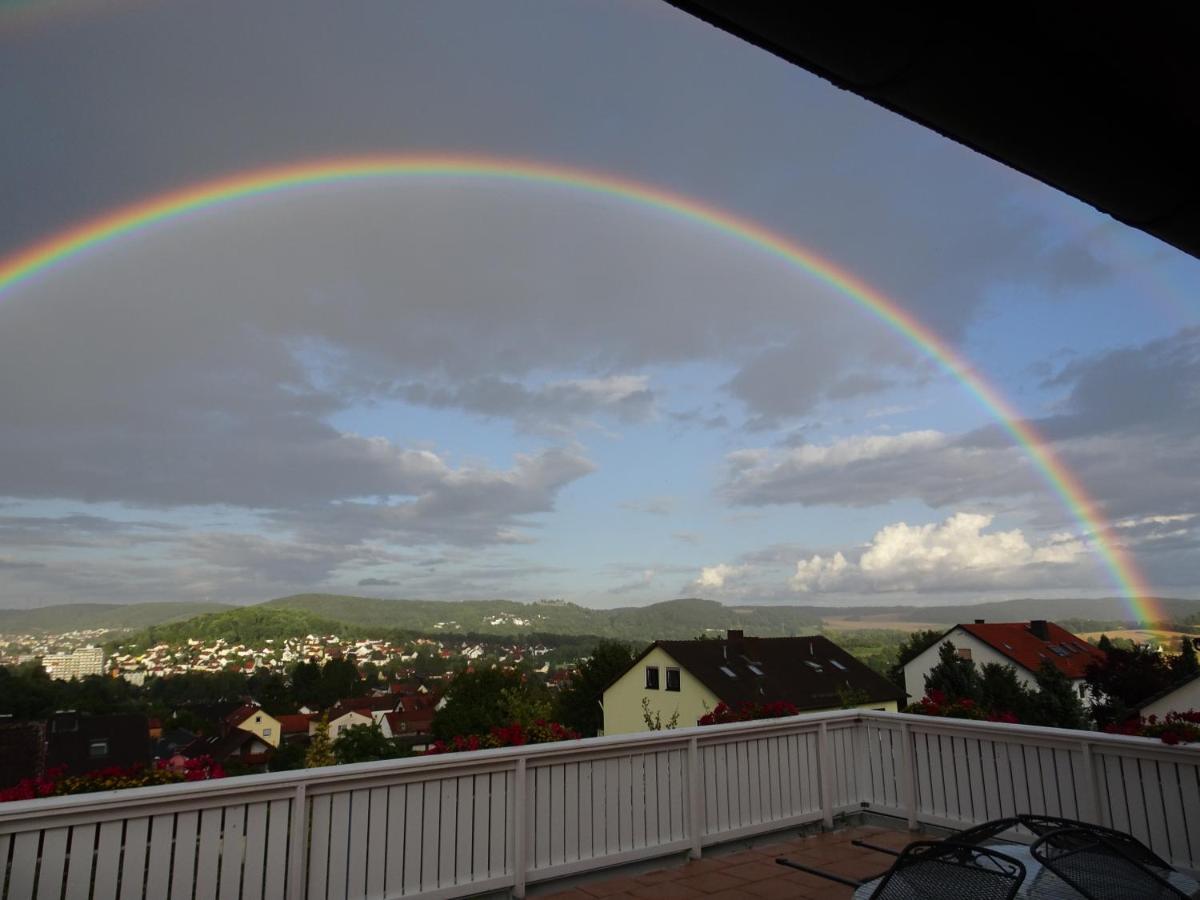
[721,328,1200,533]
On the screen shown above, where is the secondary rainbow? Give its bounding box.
[0,154,1160,621]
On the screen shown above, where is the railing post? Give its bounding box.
[688,737,703,859]
[818,722,833,829]
[900,722,916,831]
[513,757,528,898]
[287,782,308,900]
[1079,740,1101,825]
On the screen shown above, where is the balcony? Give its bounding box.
[1,709,1197,898]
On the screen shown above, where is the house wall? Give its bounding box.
[235,710,281,749]
[1141,677,1200,718]
[325,711,373,739]
[602,647,722,736]
[602,647,900,736]
[902,628,1086,702]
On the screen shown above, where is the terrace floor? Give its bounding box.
[535,823,916,900]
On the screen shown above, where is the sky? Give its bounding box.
[1,0,1198,610]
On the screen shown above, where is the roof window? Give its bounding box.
[804,661,824,672]
[719,666,737,678]
[830,659,847,670]
[747,663,764,675]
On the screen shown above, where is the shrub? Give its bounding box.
[697,700,799,726]
[0,756,224,803]
[425,720,580,755]
[906,689,1018,724]
[1103,710,1200,746]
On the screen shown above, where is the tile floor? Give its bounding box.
[536,824,917,900]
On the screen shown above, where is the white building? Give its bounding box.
[42,646,106,680]
[902,620,1103,701]
[1138,671,1200,718]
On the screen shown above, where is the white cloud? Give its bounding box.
[790,512,1088,593]
[696,562,747,589]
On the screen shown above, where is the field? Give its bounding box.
[822,616,950,633]
[1076,628,1193,650]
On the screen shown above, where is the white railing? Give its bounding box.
[1,709,1197,899]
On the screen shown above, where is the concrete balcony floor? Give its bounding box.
[536,823,914,900]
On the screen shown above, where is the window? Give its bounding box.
[645,666,660,690]
[262,728,272,736]
[665,668,680,691]
[719,666,737,678]
[804,661,823,672]
[255,715,262,723]
[88,738,109,758]
[829,659,847,671]
[957,648,973,661]
[746,663,764,675]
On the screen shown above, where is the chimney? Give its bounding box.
[1030,620,1049,640]
[974,618,985,624]
[727,629,744,652]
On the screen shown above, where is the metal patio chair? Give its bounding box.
[851,817,1023,858]
[778,839,1026,900]
[1030,827,1190,900]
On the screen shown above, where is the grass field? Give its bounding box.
[822,616,950,633]
[1077,629,1193,650]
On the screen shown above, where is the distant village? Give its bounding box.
[2,630,559,684]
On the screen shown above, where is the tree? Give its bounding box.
[924,642,980,702]
[290,661,322,708]
[432,668,524,740]
[333,724,407,765]
[888,629,944,692]
[305,716,336,768]
[1028,660,1088,730]
[1170,638,1200,682]
[316,657,362,709]
[1085,643,1175,725]
[978,663,1034,721]
[554,640,637,737]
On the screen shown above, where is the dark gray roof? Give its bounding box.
[652,634,905,711]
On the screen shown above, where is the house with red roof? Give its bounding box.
[902,620,1105,701]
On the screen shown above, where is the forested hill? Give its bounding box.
[262,595,825,640]
[3,594,1198,640]
[0,601,233,634]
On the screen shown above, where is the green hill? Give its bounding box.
[262,594,824,640]
[122,607,351,647]
[0,601,234,634]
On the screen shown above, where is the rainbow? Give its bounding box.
[0,154,1161,621]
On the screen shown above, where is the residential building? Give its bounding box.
[602,629,904,736]
[41,646,105,680]
[222,704,282,749]
[276,713,315,745]
[1138,670,1200,718]
[45,713,149,777]
[901,619,1104,700]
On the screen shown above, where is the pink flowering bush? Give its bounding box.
[1103,710,1200,745]
[907,689,1019,724]
[425,720,580,755]
[697,700,800,726]
[0,756,225,803]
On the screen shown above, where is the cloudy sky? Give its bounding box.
[1,1,1198,609]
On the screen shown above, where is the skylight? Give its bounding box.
[804,661,824,672]
[719,666,737,678]
[747,664,764,675]
[830,659,847,670]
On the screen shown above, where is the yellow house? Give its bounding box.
[223,704,282,749]
[602,630,904,736]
